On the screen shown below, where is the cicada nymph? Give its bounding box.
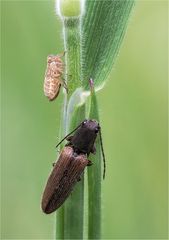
[44,54,67,101]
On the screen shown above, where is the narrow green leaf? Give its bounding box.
[56,5,83,239]
[56,96,67,240]
[56,207,64,239]
[88,86,102,239]
[64,103,86,239]
[82,0,135,90]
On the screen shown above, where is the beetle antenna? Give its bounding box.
[55,122,82,149]
[99,128,106,179]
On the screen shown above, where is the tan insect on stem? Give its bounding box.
[44,54,67,101]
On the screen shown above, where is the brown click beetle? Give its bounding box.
[41,119,105,214]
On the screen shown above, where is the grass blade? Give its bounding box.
[64,103,86,239]
[88,83,102,239]
[82,0,135,90]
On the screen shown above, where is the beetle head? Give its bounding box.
[81,119,100,134]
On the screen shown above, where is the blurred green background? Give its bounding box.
[1,0,168,239]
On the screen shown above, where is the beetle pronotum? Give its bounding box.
[41,119,106,214]
[43,53,67,101]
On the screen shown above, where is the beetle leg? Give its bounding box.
[73,151,78,157]
[91,145,96,154]
[61,78,68,94]
[58,51,66,58]
[77,176,81,182]
[63,81,68,94]
[87,160,93,166]
[66,135,73,141]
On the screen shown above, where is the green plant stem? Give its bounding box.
[56,16,83,240]
[56,95,67,240]
[56,206,64,239]
[64,103,86,239]
[88,90,101,239]
[63,18,81,98]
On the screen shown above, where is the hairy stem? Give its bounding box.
[56,16,83,239]
[63,18,81,99]
[55,95,67,240]
[64,104,86,239]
